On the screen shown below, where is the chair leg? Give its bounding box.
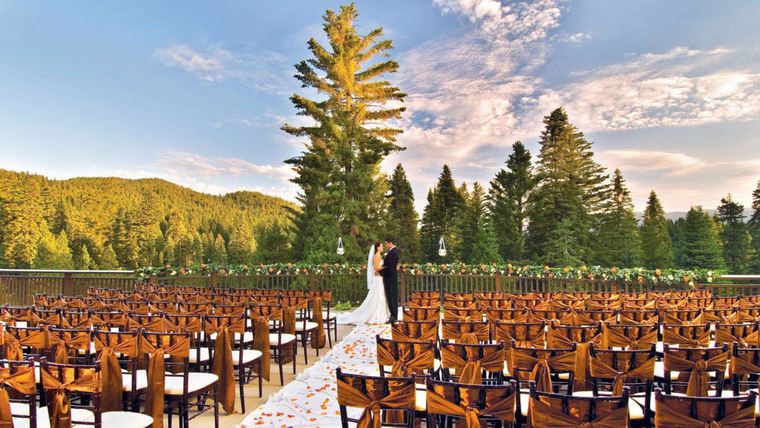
[292,342,297,374]
[239,366,246,413]
[279,356,285,385]
[214,386,220,428]
[326,322,333,347]
[302,333,309,364]
[258,360,263,397]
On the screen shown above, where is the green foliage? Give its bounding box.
[640,191,674,268]
[750,181,760,273]
[253,223,293,264]
[283,3,406,263]
[33,223,73,269]
[228,220,256,264]
[386,164,420,261]
[459,183,499,263]
[717,196,751,273]
[0,169,293,269]
[487,141,535,261]
[419,165,465,263]
[594,169,642,267]
[527,107,611,264]
[672,207,725,269]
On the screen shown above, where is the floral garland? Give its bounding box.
[135,262,717,286]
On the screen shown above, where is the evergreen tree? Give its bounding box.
[75,244,94,270]
[542,218,585,266]
[211,233,227,263]
[51,201,69,235]
[640,191,674,268]
[419,165,465,262]
[460,183,499,263]
[717,195,751,273]
[0,173,44,267]
[283,4,406,263]
[749,180,760,273]
[527,107,610,264]
[165,211,193,267]
[595,169,642,266]
[386,164,420,261]
[228,221,256,264]
[254,224,293,263]
[676,207,725,269]
[488,141,535,261]
[33,224,73,269]
[99,244,119,269]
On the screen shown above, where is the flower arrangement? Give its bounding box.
[134,263,717,286]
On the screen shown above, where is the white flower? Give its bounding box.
[707,277,713,283]
[667,275,674,280]
[708,271,713,276]
[688,281,694,286]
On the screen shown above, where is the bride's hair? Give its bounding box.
[373,242,381,251]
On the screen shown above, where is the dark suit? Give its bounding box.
[379,246,399,321]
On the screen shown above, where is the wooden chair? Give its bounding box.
[440,319,490,343]
[661,323,712,348]
[0,358,38,428]
[528,381,630,428]
[307,290,338,347]
[403,306,440,322]
[164,313,208,371]
[653,388,756,427]
[282,295,320,364]
[425,378,517,428]
[730,344,760,396]
[93,329,144,412]
[40,358,153,428]
[391,320,438,342]
[376,336,438,379]
[662,344,729,396]
[251,303,297,385]
[439,340,506,385]
[336,367,417,428]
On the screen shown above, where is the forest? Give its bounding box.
[0,170,295,269]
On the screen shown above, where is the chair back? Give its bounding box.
[40,359,103,428]
[391,320,438,342]
[528,381,629,428]
[0,358,37,428]
[440,319,490,343]
[376,335,437,378]
[653,389,756,427]
[439,340,506,384]
[336,367,416,428]
[426,378,516,427]
[662,344,729,396]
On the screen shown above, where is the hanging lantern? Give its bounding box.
[438,237,447,257]
[336,237,345,255]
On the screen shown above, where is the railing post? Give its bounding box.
[210,271,218,289]
[309,273,315,291]
[496,274,503,292]
[63,272,74,296]
[400,271,407,305]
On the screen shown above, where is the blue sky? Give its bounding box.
[1,1,759,213]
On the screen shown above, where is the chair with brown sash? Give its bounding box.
[440,319,490,343]
[714,322,760,347]
[205,313,262,412]
[443,308,482,323]
[93,329,143,412]
[1,306,41,328]
[251,303,296,385]
[307,290,338,347]
[653,388,756,428]
[408,297,439,307]
[585,343,656,427]
[411,291,440,301]
[617,310,658,325]
[510,343,577,425]
[4,325,64,363]
[376,336,438,379]
[662,344,729,396]
[601,322,659,350]
[403,306,440,322]
[0,358,38,428]
[177,301,211,316]
[661,323,712,350]
[484,308,533,322]
[140,330,219,428]
[730,344,760,397]
[492,320,545,349]
[439,340,506,386]
[164,313,208,371]
[281,295,319,364]
[425,378,517,428]
[40,358,153,428]
[391,320,438,343]
[336,367,417,428]
[49,327,94,365]
[528,381,630,428]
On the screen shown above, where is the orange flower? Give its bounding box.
[581,265,587,271]
[259,264,265,268]
[362,265,367,270]
[509,269,514,275]
[637,276,644,282]
[243,265,248,269]
[413,263,419,268]
[563,267,570,272]
[587,273,594,279]
[179,269,185,274]
[302,268,308,274]
[322,264,328,269]
[268,267,274,273]
[544,265,550,271]
[287,262,292,267]
[480,265,486,270]
[427,262,432,267]
[493,263,497,267]
[683,275,690,282]
[547,273,553,278]
[610,268,617,274]
[460,268,466,273]
[655,269,661,276]
[334,263,339,267]
[442,265,448,271]
[165,264,171,269]
[200,263,206,268]
[220,269,227,275]
[507,263,512,269]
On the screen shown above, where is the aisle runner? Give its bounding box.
[238,323,391,428]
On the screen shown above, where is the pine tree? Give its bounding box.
[99,244,119,269]
[386,164,420,261]
[460,183,499,263]
[595,169,642,266]
[717,195,751,273]
[75,244,94,270]
[749,180,760,273]
[676,207,725,269]
[51,201,69,235]
[228,221,256,264]
[33,223,74,269]
[640,191,674,268]
[419,165,465,262]
[488,141,535,261]
[283,4,406,263]
[0,173,44,267]
[211,233,227,263]
[254,224,293,263]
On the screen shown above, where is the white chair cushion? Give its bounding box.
[232,349,263,365]
[164,372,219,395]
[189,347,211,363]
[295,321,319,331]
[121,369,148,391]
[415,389,426,412]
[209,331,254,343]
[269,333,297,345]
[573,390,646,420]
[10,405,137,428]
[98,411,154,428]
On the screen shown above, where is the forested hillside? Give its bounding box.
[0,169,295,269]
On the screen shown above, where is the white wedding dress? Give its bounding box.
[337,246,390,325]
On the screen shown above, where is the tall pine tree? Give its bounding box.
[460,182,499,263]
[527,107,610,264]
[283,4,406,263]
[386,164,420,261]
[419,165,465,262]
[640,190,674,268]
[674,207,725,269]
[228,221,256,264]
[717,195,751,273]
[595,169,642,267]
[488,141,535,261]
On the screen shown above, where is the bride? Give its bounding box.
[337,242,390,325]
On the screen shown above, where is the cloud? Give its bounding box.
[156,150,293,179]
[596,150,707,176]
[154,43,289,92]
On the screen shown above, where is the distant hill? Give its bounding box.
[0,169,296,269]
[635,209,755,222]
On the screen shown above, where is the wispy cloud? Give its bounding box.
[155,150,293,179]
[154,43,289,93]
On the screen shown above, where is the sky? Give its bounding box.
[1,0,759,213]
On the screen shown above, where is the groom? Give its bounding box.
[378,237,399,323]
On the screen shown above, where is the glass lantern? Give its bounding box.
[336,237,345,255]
[438,236,447,257]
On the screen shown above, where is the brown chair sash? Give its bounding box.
[547,328,596,391]
[336,379,415,428]
[140,335,190,428]
[94,334,140,360]
[441,322,489,343]
[440,345,505,383]
[654,394,754,427]
[18,326,65,350]
[310,297,326,349]
[426,386,515,428]
[211,327,235,414]
[0,366,36,427]
[588,355,655,395]
[512,349,576,393]
[663,351,729,396]
[2,332,22,361]
[663,328,711,347]
[714,328,757,347]
[41,368,100,428]
[282,306,296,335]
[391,323,437,343]
[251,316,271,382]
[601,324,658,350]
[558,311,596,327]
[729,353,760,378]
[529,396,628,428]
[99,347,124,412]
[376,342,435,377]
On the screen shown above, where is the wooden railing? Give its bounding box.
[1,269,738,306]
[706,275,760,297]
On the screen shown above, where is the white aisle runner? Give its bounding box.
[238,323,391,428]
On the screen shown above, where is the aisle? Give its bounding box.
[237,323,391,428]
